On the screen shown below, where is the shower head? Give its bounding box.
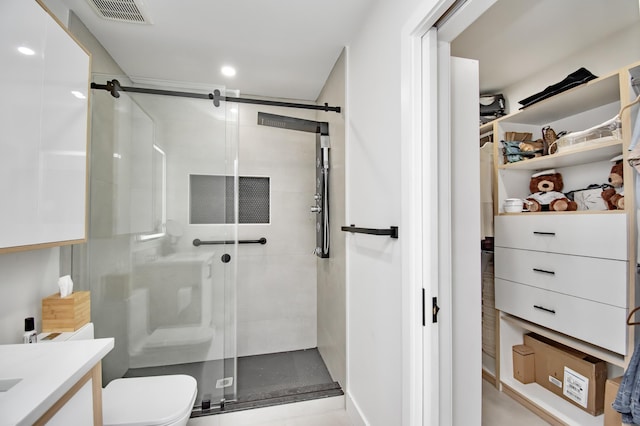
[257,112,327,134]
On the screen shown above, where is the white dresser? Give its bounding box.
[494,214,628,354]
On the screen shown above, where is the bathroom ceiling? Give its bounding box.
[451,0,640,95]
[54,0,639,102]
[55,0,373,101]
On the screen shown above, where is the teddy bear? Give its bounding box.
[601,155,625,210]
[525,169,578,212]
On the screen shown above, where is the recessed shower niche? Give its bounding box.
[189,175,270,224]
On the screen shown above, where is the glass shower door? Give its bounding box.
[74,78,238,412]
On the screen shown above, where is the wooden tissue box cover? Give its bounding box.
[42,291,90,332]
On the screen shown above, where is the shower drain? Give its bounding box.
[216,377,234,388]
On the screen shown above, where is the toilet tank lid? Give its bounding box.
[103,375,197,426]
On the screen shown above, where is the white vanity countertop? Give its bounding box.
[0,338,114,426]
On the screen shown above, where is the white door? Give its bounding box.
[421,27,482,426]
[448,54,482,426]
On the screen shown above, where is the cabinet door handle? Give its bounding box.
[533,305,556,314]
[533,268,555,275]
[533,231,556,236]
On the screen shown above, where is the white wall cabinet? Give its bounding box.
[0,0,90,252]
[486,60,640,425]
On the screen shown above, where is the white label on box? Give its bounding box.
[563,367,589,408]
[548,375,562,388]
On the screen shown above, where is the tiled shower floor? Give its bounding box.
[124,348,343,415]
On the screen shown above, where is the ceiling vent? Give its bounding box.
[86,0,152,24]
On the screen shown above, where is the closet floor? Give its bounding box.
[482,379,548,425]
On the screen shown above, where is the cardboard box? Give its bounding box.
[42,291,90,332]
[524,333,607,416]
[604,376,623,426]
[513,344,535,384]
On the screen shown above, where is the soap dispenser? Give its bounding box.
[23,317,37,343]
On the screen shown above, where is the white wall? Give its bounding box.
[0,249,60,343]
[345,0,436,424]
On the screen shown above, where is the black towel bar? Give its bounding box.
[340,225,398,239]
[193,237,267,246]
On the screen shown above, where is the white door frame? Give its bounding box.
[400,0,497,425]
[400,2,455,425]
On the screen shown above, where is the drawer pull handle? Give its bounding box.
[533,305,556,314]
[533,231,556,236]
[533,268,555,275]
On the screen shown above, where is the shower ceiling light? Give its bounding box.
[221,66,236,77]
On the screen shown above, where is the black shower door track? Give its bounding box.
[90,80,341,113]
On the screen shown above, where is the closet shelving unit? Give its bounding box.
[482,60,640,426]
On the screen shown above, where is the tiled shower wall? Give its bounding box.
[136,96,318,358]
[234,103,318,357]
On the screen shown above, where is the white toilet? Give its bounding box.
[102,374,196,426]
[56,323,198,426]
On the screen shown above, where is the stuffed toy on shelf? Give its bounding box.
[525,169,578,212]
[601,154,625,210]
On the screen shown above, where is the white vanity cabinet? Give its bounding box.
[488,61,640,425]
[0,0,90,253]
[0,338,114,426]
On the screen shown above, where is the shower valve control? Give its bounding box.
[311,193,322,214]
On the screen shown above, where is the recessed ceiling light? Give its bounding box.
[221,66,236,77]
[18,46,35,56]
[71,91,86,99]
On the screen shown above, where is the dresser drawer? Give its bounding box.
[495,247,627,307]
[495,214,627,260]
[495,279,627,354]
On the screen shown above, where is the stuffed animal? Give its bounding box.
[601,155,625,210]
[525,169,578,212]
